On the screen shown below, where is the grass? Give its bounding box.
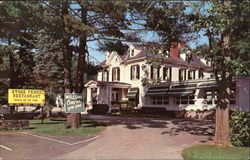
[182,144,250,160]
[1,119,106,137]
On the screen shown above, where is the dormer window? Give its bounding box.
[130,49,135,57]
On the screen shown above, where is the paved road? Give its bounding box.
[55,115,214,160]
[0,132,96,160]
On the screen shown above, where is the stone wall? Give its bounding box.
[175,110,215,120]
[0,120,29,130]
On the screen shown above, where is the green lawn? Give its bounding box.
[1,119,106,137]
[182,144,249,160]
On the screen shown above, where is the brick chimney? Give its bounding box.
[170,42,185,58]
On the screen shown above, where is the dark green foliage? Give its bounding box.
[120,101,134,114]
[88,104,109,115]
[98,40,129,56]
[33,30,64,92]
[230,110,250,147]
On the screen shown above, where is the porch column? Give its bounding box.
[108,87,112,112]
[121,88,125,100]
[96,86,100,104]
[86,87,92,108]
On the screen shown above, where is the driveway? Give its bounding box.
[55,115,214,160]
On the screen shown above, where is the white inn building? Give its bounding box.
[85,43,250,112]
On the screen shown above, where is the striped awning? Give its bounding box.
[196,82,218,89]
[167,84,196,96]
[146,84,196,96]
[145,86,170,96]
[127,88,139,98]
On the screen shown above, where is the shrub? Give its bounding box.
[120,101,134,114]
[88,104,109,115]
[230,110,250,147]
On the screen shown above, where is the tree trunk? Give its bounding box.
[67,113,81,128]
[213,78,232,146]
[213,2,232,145]
[75,2,87,93]
[62,1,80,129]
[74,2,88,124]
[214,105,231,145]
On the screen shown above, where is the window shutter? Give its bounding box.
[198,70,202,78]
[130,66,133,80]
[184,70,187,80]
[163,67,166,80]
[137,65,140,79]
[188,71,191,80]
[169,67,172,81]
[150,65,153,79]
[117,68,120,81]
[107,70,109,81]
[102,71,104,81]
[157,67,160,78]
[179,69,182,81]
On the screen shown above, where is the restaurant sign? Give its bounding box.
[64,93,84,113]
[8,89,45,106]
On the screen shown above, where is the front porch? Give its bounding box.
[84,80,131,112]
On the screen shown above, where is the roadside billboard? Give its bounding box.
[8,89,45,106]
[64,93,84,113]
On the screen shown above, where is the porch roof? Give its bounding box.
[85,80,131,88]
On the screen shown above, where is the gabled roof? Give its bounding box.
[98,44,213,71]
[85,80,131,88]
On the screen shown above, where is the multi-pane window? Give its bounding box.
[198,70,204,79]
[151,96,169,105]
[204,89,217,105]
[188,70,196,80]
[151,66,160,79]
[163,67,172,81]
[179,69,186,81]
[131,65,140,80]
[102,70,109,81]
[204,88,236,105]
[112,67,120,81]
[175,95,195,105]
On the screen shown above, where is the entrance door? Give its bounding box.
[112,91,119,101]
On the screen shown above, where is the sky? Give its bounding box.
[87,1,210,64]
[87,31,209,64]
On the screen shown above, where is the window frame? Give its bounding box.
[174,94,195,105]
[188,70,196,80]
[151,96,169,105]
[112,67,120,81]
[179,69,186,81]
[163,67,172,81]
[130,65,140,80]
[102,69,109,81]
[151,66,160,79]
